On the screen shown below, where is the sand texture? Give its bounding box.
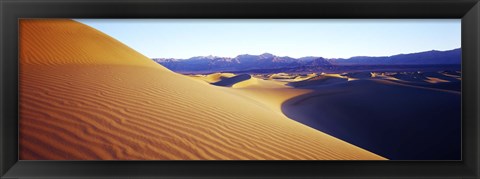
[19,19,385,160]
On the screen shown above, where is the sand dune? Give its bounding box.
[287,74,349,88]
[269,73,294,80]
[20,20,162,68]
[282,78,461,160]
[189,73,237,83]
[293,73,318,81]
[441,71,461,80]
[379,72,461,92]
[422,71,460,82]
[211,74,251,87]
[19,19,385,160]
[341,72,372,79]
[232,76,288,88]
[206,75,312,113]
[424,77,449,83]
[204,74,312,113]
[227,88,312,114]
[200,70,460,160]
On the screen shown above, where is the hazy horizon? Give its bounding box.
[76,19,460,59]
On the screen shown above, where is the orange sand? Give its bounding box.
[232,76,289,88]
[189,73,236,83]
[19,19,385,160]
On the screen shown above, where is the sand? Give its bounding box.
[201,70,460,160]
[230,75,288,88]
[378,72,461,93]
[287,74,349,87]
[19,19,385,160]
[188,73,237,83]
[281,74,461,160]
[211,74,252,87]
[191,74,311,114]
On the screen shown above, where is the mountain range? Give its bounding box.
[153,48,461,73]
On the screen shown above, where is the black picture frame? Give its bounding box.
[1,0,479,178]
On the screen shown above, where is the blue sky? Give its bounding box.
[76,19,460,59]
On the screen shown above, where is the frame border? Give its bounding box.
[1,0,479,178]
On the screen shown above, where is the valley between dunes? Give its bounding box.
[19,19,385,160]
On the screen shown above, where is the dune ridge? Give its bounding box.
[188,73,237,83]
[233,75,289,88]
[19,19,385,160]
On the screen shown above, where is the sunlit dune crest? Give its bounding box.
[441,73,461,80]
[19,19,385,160]
[189,73,237,83]
[20,20,165,68]
[445,71,461,80]
[286,74,349,87]
[268,73,307,82]
[425,77,450,84]
[232,76,288,88]
[293,73,318,81]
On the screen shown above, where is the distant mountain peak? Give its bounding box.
[333,48,461,65]
[235,54,255,58]
[259,53,275,58]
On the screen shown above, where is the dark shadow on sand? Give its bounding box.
[211,74,251,87]
[281,79,461,160]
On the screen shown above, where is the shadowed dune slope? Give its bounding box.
[211,74,251,87]
[386,72,461,92]
[19,19,385,160]
[282,79,461,160]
